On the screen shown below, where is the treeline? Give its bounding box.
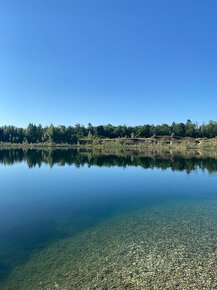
[1,120,217,144]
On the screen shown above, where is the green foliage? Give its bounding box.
[0,120,217,145]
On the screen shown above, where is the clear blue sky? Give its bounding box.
[0,0,217,127]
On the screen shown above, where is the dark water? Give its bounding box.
[0,148,217,289]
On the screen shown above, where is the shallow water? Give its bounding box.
[0,148,217,289]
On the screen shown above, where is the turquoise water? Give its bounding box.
[0,149,217,289]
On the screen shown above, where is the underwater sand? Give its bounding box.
[3,200,217,290]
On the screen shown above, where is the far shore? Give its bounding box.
[0,136,217,150]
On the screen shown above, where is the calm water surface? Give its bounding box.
[0,149,217,289]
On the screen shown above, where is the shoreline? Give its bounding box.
[0,136,217,150]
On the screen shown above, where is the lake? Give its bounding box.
[0,148,217,289]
